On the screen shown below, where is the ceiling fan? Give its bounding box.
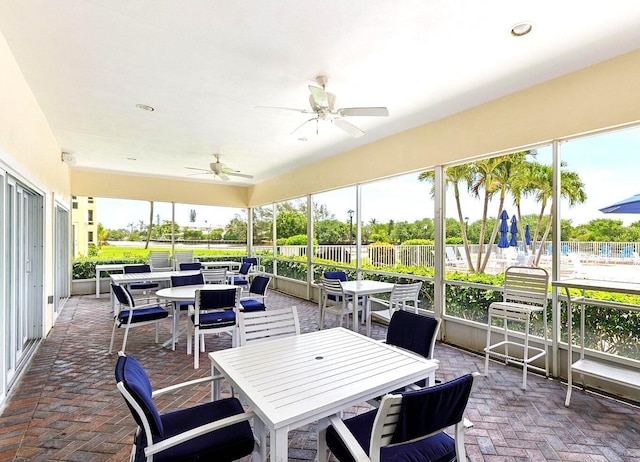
[185,154,254,181]
[259,75,389,138]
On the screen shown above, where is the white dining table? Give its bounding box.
[209,327,438,462]
[340,280,394,336]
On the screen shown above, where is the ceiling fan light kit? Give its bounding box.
[260,75,389,138]
[185,154,254,181]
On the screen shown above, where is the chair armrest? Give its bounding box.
[327,414,371,461]
[145,410,256,457]
[128,300,164,310]
[152,374,225,397]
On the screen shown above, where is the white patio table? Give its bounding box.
[209,327,438,462]
[110,270,200,311]
[340,280,394,336]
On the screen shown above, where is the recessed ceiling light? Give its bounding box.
[511,22,533,37]
[136,104,155,112]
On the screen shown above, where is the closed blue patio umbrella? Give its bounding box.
[509,215,518,247]
[524,224,531,245]
[497,210,509,248]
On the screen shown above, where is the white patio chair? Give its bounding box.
[238,306,300,346]
[187,287,241,369]
[372,281,422,319]
[148,250,172,272]
[319,276,364,329]
[173,250,194,270]
[445,246,467,271]
[202,267,228,284]
[484,265,549,389]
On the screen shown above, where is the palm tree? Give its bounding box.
[526,164,586,265]
[419,165,476,270]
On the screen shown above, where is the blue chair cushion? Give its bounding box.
[239,299,266,312]
[118,306,169,324]
[232,277,249,286]
[134,397,255,462]
[115,355,164,437]
[326,408,455,462]
[192,310,236,328]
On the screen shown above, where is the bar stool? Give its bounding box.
[484,265,550,389]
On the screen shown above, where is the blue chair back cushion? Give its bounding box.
[171,273,205,287]
[324,271,347,281]
[115,354,164,437]
[200,289,237,309]
[125,264,152,274]
[326,409,455,462]
[393,374,474,442]
[242,257,258,266]
[239,299,266,312]
[387,310,438,359]
[179,262,202,270]
[124,264,159,290]
[112,284,133,306]
[248,276,269,295]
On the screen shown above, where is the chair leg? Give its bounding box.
[484,311,492,376]
[187,322,193,355]
[109,321,118,354]
[194,327,200,369]
[121,325,130,354]
[523,315,530,390]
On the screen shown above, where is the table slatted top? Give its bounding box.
[209,327,438,429]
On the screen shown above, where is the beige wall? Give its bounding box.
[70,169,248,207]
[0,31,71,332]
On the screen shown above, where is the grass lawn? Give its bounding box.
[93,245,246,260]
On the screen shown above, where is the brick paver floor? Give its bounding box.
[1,290,639,461]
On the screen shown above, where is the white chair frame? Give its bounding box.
[187,287,242,369]
[202,268,228,284]
[109,285,170,354]
[319,276,364,329]
[484,265,550,389]
[238,306,300,346]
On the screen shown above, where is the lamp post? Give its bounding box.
[347,209,354,244]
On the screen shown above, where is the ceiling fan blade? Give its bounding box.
[339,107,389,117]
[333,117,365,138]
[226,171,254,179]
[256,105,313,114]
[308,85,328,107]
[185,166,212,173]
[218,173,230,181]
[290,117,317,136]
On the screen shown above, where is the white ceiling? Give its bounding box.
[2,1,640,185]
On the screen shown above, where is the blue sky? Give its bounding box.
[96,125,640,229]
